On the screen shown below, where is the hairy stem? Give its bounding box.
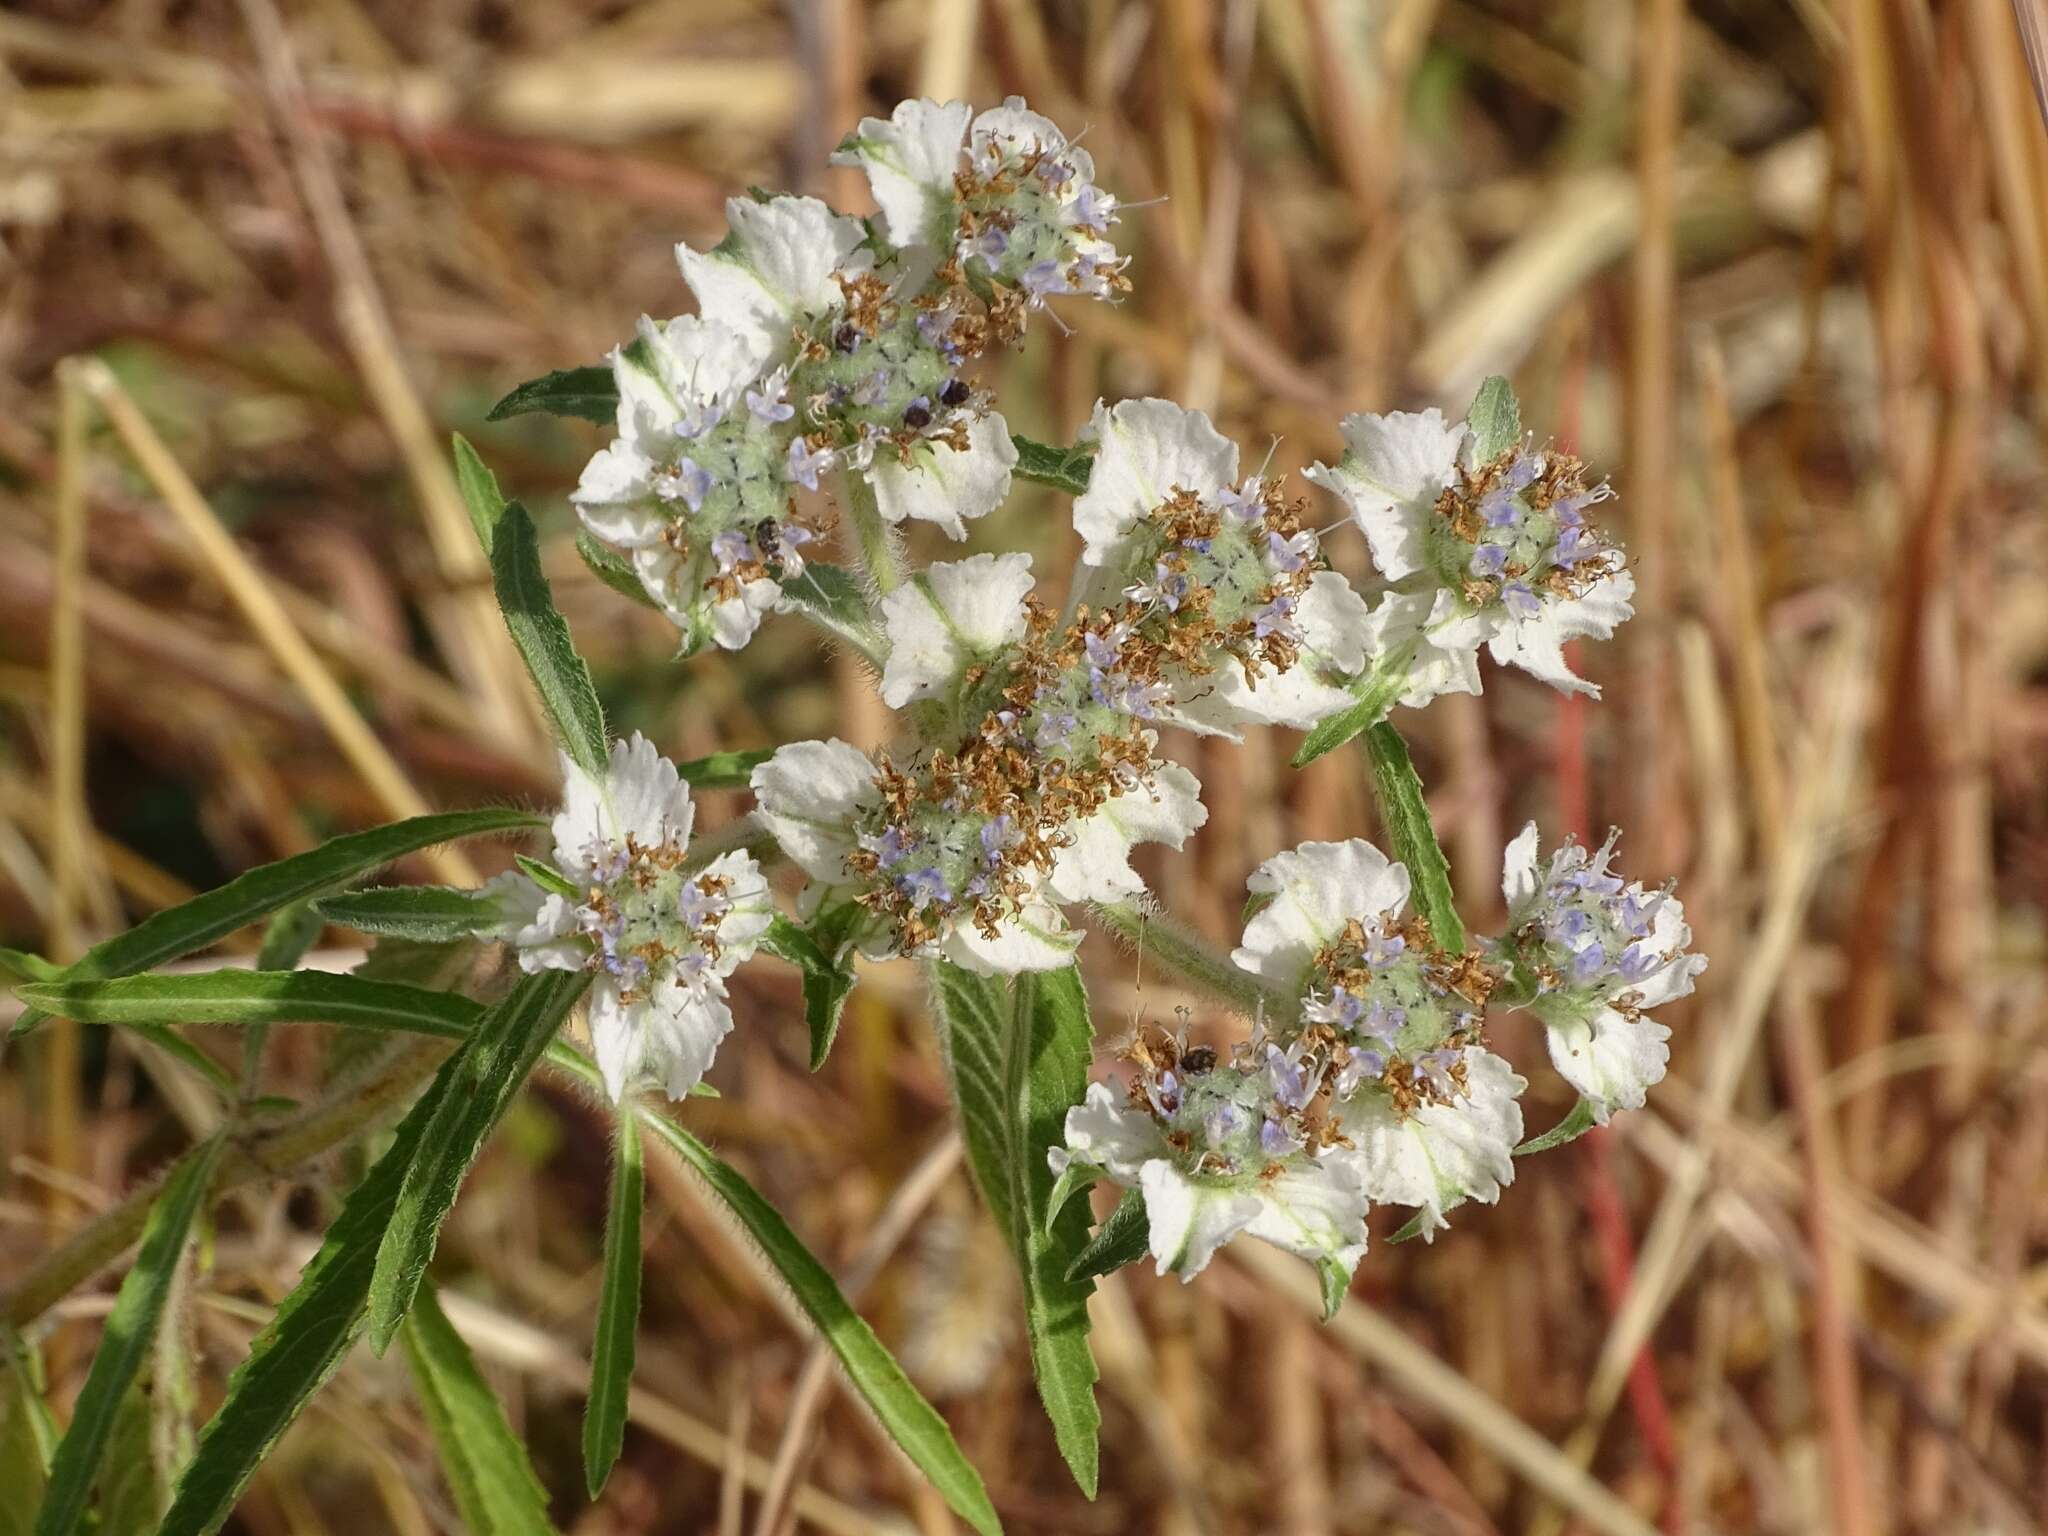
[1087,899,1296,1025]
[840,473,903,596]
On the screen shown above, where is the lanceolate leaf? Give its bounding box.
[368,969,592,1351]
[1466,375,1522,461]
[575,533,658,611]
[1362,723,1465,952]
[624,1105,1001,1536]
[584,1107,643,1498]
[451,433,507,556]
[1010,434,1096,496]
[20,970,481,1040]
[314,886,505,944]
[490,502,611,779]
[929,963,1100,1496]
[159,1062,455,1536]
[402,1287,559,1536]
[1290,667,1409,769]
[33,1137,223,1536]
[0,1336,51,1536]
[778,563,884,659]
[1065,1190,1149,1283]
[486,365,619,425]
[7,808,540,1039]
[1515,1097,1601,1156]
[760,914,859,1070]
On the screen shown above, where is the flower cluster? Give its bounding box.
[491,734,772,1102]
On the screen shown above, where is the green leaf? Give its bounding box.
[314,886,504,944]
[369,969,591,1351]
[584,1107,643,1498]
[760,913,859,1070]
[1010,435,1096,496]
[515,855,578,899]
[34,1136,222,1536]
[94,1381,168,1534]
[778,563,882,658]
[452,433,507,555]
[1515,1097,1601,1156]
[159,1061,452,1536]
[673,748,774,791]
[1466,375,1522,461]
[8,808,540,1039]
[623,1103,1000,1536]
[18,970,480,1041]
[1362,722,1465,952]
[929,963,1100,1496]
[402,1286,559,1536]
[1388,1211,1429,1245]
[0,948,63,984]
[1064,1190,1148,1283]
[1,1334,55,1536]
[1290,667,1409,769]
[575,533,658,610]
[490,502,610,779]
[486,366,618,425]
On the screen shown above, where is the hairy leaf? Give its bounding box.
[19,970,480,1041]
[929,963,1100,1495]
[402,1287,559,1536]
[672,748,775,791]
[486,366,618,425]
[8,808,539,1039]
[1065,1190,1149,1283]
[369,969,591,1351]
[0,1334,54,1535]
[1515,1097,1600,1156]
[1290,666,1411,769]
[760,913,860,1070]
[1011,434,1096,495]
[1466,375,1522,461]
[778,563,883,658]
[314,886,504,944]
[575,533,658,611]
[33,1137,222,1536]
[491,502,610,779]
[584,1107,643,1497]
[451,433,507,555]
[1362,722,1465,952]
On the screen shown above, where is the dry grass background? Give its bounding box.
[2,0,2046,1532]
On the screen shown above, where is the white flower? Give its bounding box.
[866,411,1020,539]
[1332,1044,1525,1239]
[1307,407,1635,697]
[1052,1079,1368,1306]
[748,738,881,889]
[878,553,1037,708]
[1498,823,1705,1121]
[499,735,772,1101]
[1231,839,1412,993]
[1178,571,1378,734]
[1047,761,1207,905]
[675,194,870,365]
[1354,588,1485,711]
[831,97,974,250]
[1072,397,1237,567]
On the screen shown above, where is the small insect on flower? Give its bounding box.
[491,734,773,1102]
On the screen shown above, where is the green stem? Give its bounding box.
[1361,721,1466,953]
[841,473,903,596]
[1088,899,1296,1025]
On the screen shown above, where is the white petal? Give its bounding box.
[878,551,1035,708]
[644,311,766,422]
[866,412,1019,539]
[676,195,868,358]
[1631,898,1706,1008]
[1305,409,1466,582]
[1336,1047,1525,1237]
[1546,1006,1669,1121]
[586,977,638,1102]
[1231,839,1411,989]
[832,98,971,248]
[1485,566,1635,698]
[511,890,586,973]
[1058,1081,1165,1184]
[628,543,709,640]
[708,576,783,651]
[551,753,609,878]
[697,849,775,970]
[1138,1161,1262,1281]
[941,900,1080,975]
[1294,570,1374,674]
[1072,398,1238,566]
[1359,589,1485,710]
[1242,1157,1369,1276]
[1501,821,1543,911]
[1048,762,1207,904]
[642,974,736,1100]
[601,733,696,849]
[571,445,661,544]
[610,330,682,452]
[970,97,1068,160]
[749,739,879,884]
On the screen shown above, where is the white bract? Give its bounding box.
[1308,406,1636,697]
[495,734,772,1102]
[1497,822,1706,1121]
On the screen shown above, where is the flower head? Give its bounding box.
[1494,823,1705,1120]
[1306,405,1634,697]
[495,734,772,1101]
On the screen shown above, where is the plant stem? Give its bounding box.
[1087,899,1295,1025]
[840,473,903,596]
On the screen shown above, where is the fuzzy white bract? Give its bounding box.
[1307,407,1635,697]
[1496,822,1706,1121]
[494,735,771,1101]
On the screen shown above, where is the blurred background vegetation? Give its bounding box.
[3,0,2045,1532]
